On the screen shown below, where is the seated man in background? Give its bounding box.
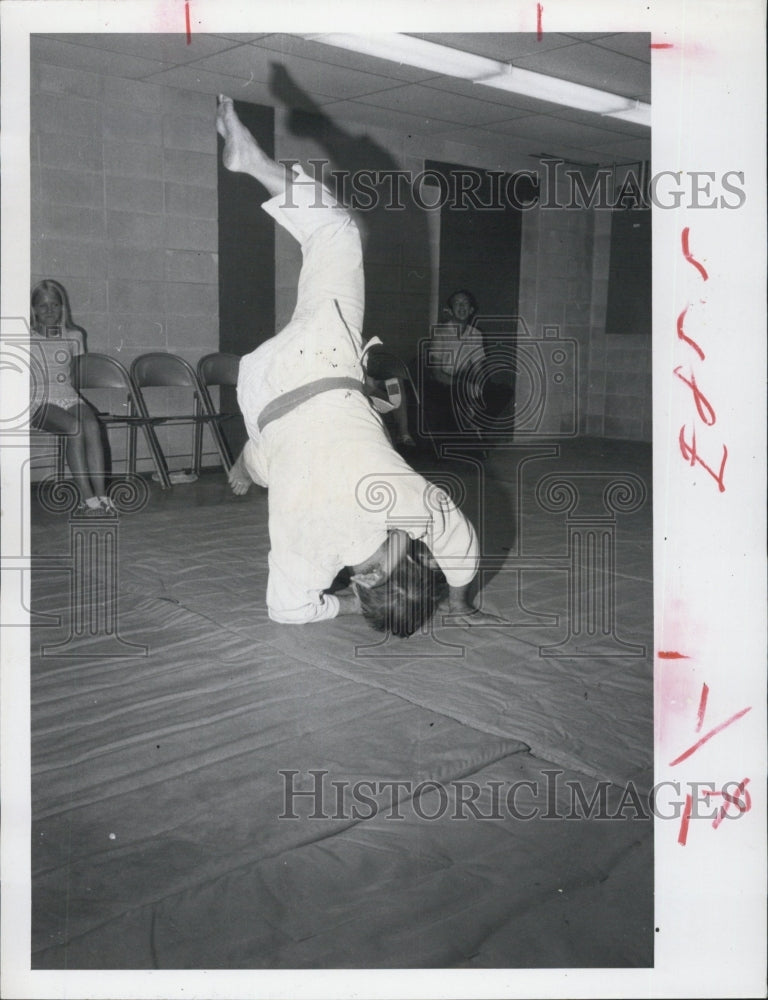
[425,289,512,442]
[425,289,486,438]
[217,97,498,635]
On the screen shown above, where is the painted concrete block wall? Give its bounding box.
[586,181,652,442]
[518,171,652,442]
[517,187,594,438]
[30,50,221,474]
[31,47,652,483]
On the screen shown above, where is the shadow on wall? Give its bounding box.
[270,64,432,361]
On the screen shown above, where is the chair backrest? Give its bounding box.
[197,352,240,389]
[74,352,134,391]
[131,352,198,389]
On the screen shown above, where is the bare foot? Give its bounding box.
[228,448,253,496]
[216,96,259,173]
[216,95,290,195]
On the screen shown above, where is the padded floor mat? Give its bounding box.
[30,439,653,969]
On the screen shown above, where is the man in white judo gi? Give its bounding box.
[218,97,498,636]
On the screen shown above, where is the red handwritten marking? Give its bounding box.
[673,366,717,425]
[695,683,709,732]
[681,227,709,280]
[669,706,752,765]
[650,43,674,49]
[677,793,693,845]
[676,306,706,360]
[678,427,727,492]
[185,2,192,45]
[711,778,751,828]
[658,650,688,659]
[536,4,543,40]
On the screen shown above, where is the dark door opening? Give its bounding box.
[424,161,529,435]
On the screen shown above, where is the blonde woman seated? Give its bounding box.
[30,279,115,514]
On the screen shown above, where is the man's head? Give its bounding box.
[351,530,447,638]
[447,289,477,324]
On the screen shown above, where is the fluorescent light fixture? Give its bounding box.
[303,32,495,79]
[605,102,652,126]
[302,33,651,127]
[478,66,642,114]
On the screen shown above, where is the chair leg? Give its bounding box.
[210,419,234,473]
[193,418,204,478]
[141,424,173,490]
[195,387,233,474]
[128,424,137,476]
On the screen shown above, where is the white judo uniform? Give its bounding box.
[237,169,478,624]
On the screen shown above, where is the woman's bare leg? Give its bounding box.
[77,403,107,497]
[35,403,97,500]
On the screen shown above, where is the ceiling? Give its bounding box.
[32,32,651,166]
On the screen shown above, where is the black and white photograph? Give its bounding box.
[1,2,765,998]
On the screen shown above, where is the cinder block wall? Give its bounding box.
[587,202,652,441]
[517,171,652,441]
[31,43,652,474]
[30,46,220,473]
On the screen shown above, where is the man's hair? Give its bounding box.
[358,537,448,638]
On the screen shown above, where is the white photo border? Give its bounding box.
[2,1,765,998]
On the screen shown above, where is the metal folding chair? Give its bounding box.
[30,428,67,480]
[130,352,233,482]
[195,352,241,473]
[74,352,172,490]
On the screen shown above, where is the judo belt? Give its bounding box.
[257,376,365,433]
